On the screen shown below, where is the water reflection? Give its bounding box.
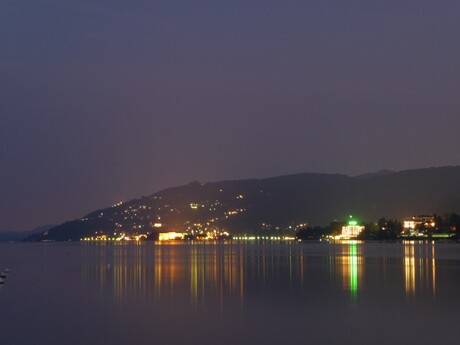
[2,242,459,345]
[404,241,415,295]
[330,241,364,301]
[403,241,436,297]
[82,242,312,307]
[81,241,438,308]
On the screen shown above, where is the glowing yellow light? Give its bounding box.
[158,232,185,241]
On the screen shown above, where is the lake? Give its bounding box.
[0,241,459,345]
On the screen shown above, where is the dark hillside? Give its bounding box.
[26,167,460,241]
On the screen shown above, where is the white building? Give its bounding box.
[341,220,364,239]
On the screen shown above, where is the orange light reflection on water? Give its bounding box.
[403,241,436,298]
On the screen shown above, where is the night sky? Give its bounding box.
[1,1,460,231]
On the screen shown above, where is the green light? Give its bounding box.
[350,242,358,301]
[348,220,358,226]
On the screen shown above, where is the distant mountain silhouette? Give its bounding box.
[1,225,54,242]
[26,166,460,241]
[354,169,395,180]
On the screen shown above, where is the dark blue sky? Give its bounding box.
[1,1,460,231]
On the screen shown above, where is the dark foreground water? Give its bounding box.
[0,241,459,345]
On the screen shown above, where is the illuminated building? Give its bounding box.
[341,219,364,239]
[403,215,435,230]
[158,232,185,241]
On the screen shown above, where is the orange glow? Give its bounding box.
[158,232,185,241]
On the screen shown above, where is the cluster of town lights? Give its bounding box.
[81,233,147,241]
[80,215,454,242]
[232,236,296,240]
[81,233,297,242]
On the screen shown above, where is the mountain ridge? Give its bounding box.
[26,166,460,241]
[1,225,55,242]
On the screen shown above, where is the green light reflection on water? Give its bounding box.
[349,242,358,301]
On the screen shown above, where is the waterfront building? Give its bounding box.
[341,219,364,239]
[403,215,435,231]
[158,232,185,241]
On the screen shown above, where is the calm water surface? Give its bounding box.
[0,241,459,345]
